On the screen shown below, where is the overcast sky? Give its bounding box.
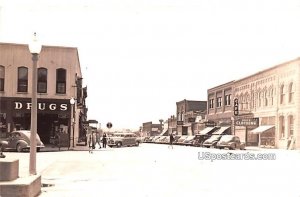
[1,0,300,130]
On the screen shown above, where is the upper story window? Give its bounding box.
[38,67,47,93]
[225,94,231,106]
[216,97,222,108]
[209,99,214,109]
[18,67,28,92]
[56,68,66,94]
[280,85,285,104]
[269,87,274,106]
[288,82,294,103]
[0,65,4,91]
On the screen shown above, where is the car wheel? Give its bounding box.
[116,142,122,148]
[16,144,23,152]
[37,147,41,152]
[136,141,139,146]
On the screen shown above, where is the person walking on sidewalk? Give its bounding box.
[168,132,175,149]
[96,131,101,149]
[102,132,107,148]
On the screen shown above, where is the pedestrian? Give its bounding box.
[88,131,96,153]
[96,131,101,149]
[168,132,175,149]
[102,132,107,148]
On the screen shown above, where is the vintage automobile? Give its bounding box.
[202,135,222,148]
[0,130,45,152]
[107,132,140,148]
[216,135,245,150]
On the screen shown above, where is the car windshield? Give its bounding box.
[219,135,234,142]
[210,135,221,140]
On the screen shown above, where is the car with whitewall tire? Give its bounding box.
[108,133,140,148]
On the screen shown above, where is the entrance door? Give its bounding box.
[37,114,55,144]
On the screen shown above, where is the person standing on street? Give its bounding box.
[102,132,107,148]
[169,132,175,149]
[96,131,101,149]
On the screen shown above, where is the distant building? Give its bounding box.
[176,99,207,135]
[142,121,163,137]
[0,42,88,145]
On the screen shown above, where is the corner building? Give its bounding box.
[208,57,300,149]
[0,43,87,145]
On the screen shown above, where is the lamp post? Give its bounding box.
[28,32,42,175]
[70,97,75,148]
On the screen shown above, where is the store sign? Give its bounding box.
[234,118,259,126]
[14,101,68,111]
[177,121,183,125]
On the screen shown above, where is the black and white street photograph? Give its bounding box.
[1,0,300,196]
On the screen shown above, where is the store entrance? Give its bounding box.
[37,114,57,144]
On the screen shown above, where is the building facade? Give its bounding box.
[207,57,300,149]
[176,99,207,135]
[0,43,87,146]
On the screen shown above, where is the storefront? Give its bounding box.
[0,97,72,144]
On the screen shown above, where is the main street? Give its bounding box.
[5,143,300,197]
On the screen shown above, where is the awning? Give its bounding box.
[199,127,216,135]
[250,125,275,134]
[159,128,168,136]
[213,126,230,135]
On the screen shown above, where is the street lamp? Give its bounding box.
[70,97,75,148]
[28,32,42,175]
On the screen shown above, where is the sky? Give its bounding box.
[1,0,300,130]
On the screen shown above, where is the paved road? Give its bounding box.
[4,143,300,197]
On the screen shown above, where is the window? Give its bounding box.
[225,94,231,106]
[280,85,285,104]
[209,99,214,109]
[288,82,294,103]
[279,116,285,138]
[288,115,294,137]
[217,97,222,108]
[264,90,268,106]
[269,88,274,106]
[0,65,4,91]
[18,67,28,92]
[56,68,66,94]
[38,68,47,93]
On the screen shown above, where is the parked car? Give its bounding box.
[0,130,45,152]
[216,135,245,150]
[174,135,188,145]
[192,134,211,147]
[202,135,222,148]
[107,133,140,148]
[182,136,196,146]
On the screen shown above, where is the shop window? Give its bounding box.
[279,116,285,139]
[17,67,28,92]
[0,65,4,91]
[38,67,47,93]
[288,82,294,103]
[56,68,66,94]
[280,85,285,104]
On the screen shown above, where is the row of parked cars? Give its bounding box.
[144,134,245,150]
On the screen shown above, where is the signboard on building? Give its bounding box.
[177,121,183,125]
[234,118,259,126]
